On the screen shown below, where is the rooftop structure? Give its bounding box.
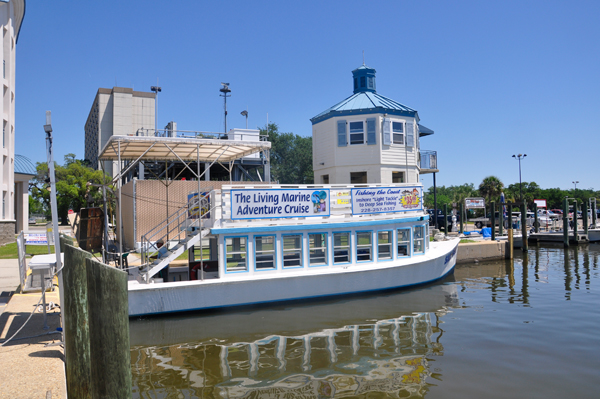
[311,65,437,186]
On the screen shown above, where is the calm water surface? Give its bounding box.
[130,244,600,398]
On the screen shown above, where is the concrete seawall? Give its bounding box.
[457,240,510,264]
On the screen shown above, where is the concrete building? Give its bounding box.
[0,0,25,241]
[84,87,155,177]
[311,65,437,185]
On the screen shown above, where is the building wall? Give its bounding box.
[0,1,25,239]
[312,113,422,185]
[85,87,155,178]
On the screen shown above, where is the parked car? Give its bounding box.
[550,209,563,216]
[28,217,36,224]
[426,209,460,231]
[538,210,559,220]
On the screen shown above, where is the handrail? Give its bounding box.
[140,191,216,274]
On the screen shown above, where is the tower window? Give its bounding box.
[360,76,366,88]
[349,121,364,145]
[354,78,358,90]
[392,122,404,145]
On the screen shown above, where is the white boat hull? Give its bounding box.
[128,239,459,317]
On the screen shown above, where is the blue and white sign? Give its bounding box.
[351,186,423,215]
[231,189,330,220]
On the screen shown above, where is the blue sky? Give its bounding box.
[15,1,600,191]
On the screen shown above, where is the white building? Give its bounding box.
[0,0,25,242]
[85,87,155,177]
[311,65,437,185]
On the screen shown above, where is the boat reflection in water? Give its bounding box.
[130,281,459,398]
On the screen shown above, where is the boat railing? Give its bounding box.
[140,191,215,268]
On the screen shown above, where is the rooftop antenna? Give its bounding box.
[362,50,365,65]
[220,83,231,133]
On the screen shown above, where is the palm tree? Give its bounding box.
[479,176,504,212]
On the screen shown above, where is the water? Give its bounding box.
[130,244,600,398]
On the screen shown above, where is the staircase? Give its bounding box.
[140,191,213,282]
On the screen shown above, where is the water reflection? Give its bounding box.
[131,284,458,398]
[130,245,600,398]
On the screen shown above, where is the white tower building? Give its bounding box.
[311,65,437,185]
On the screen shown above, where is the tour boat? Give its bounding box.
[127,183,459,317]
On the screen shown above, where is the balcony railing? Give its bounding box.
[420,150,437,170]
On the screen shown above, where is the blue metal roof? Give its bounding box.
[14,154,36,176]
[418,124,434,137]
[310,91,418,125]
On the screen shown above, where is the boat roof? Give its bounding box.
[98,135,271,163]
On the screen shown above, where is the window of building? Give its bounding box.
[397,228,410,257]
[350,171,367,184]
[283,234,302,268]
[333,232,351,264]
[255,235,276,270]
[360,76,366,88]
[392,172,404,183]
[368,76,374,90]
[392,122,404,145]
[356,231,372,262]
[349,121,364,145]
[378,230,393,260]
[354,78,358,91]
[413,225,425,254]
[322,175,329,184]
[309,233,328,266]
[225,236,247,272]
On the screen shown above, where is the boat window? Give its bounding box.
[225,237,247,272]
[283,234,303,268]
[425,224,430,250]
[334,232,351,264]
[349,121,364,145]
[255,235,276,270]
[413,225,425,254]
[378,230,392,260]
[397,228,410,257]
[356,231,372,262]
[309,233,328,266]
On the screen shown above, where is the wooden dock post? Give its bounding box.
[62,244,132,399]
[63,244,93,398]
[563,198,569,247]
[86,257,132,399]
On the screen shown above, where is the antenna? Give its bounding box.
[220,83,231,133]
[362,50,365,65]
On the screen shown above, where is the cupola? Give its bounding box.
[352,64,376,94]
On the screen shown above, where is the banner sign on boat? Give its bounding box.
[231,189,330,220]
[351,186,423,215]
[187,192,211,219]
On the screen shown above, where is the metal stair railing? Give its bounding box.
[140,191,213,281]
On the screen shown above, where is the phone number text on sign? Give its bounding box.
[351,186,423,215]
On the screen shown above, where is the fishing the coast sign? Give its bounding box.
[231,189,330,219]
[351,186,423,215]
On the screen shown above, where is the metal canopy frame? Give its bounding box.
[97,135,271,267]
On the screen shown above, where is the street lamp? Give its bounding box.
[512,154,527,201]
[573,181,579,190]
[150,85,161,135]
[241,110,248,129]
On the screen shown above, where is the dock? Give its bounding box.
[528,232,589,244]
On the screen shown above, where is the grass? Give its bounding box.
[0,242,55,259]
[460,239,477,243]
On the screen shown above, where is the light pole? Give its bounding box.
[573,181,579,190]
[512,154,527,201]
[241,110,248,129]
[150,85,161,135]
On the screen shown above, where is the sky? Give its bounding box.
[15,0,600,192]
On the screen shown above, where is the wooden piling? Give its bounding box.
[86,257,132,399]
[62,245,93,398]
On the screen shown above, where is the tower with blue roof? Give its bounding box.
[310,65,437,185]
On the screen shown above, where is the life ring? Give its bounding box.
[190,262,207,280]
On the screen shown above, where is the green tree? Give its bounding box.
[30,155,112,224]
[260,123,313,184]
[424,183,477,209]
[478,176,504,210]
